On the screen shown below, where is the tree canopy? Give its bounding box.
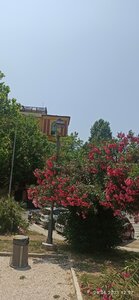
[89,119,112,143]
[0,72,50,193]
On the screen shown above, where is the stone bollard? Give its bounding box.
[10,235,29,269]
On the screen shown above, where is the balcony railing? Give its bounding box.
[21,106,47,114]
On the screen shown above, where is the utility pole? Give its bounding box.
[8,126,17,197]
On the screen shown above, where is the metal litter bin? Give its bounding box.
[10,235,29,269]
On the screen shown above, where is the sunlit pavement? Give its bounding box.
[29,223,65,241]
[22,210,65,241]
[118,239,139,252]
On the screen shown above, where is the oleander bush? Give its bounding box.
[64,206,124,252]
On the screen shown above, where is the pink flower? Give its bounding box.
[86,289,92,295]
[103,146,111,155]
[117,132,125,139]
[108,143,117,150]
[121,272,131,279]
[96,287,103,294]
[113,210,122,217]
[125,178,134,187]
[90,167,98,174]
[47,158,54,169]
[93,147,101,154]
[88,152,94,160]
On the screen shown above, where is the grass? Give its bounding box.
[54,243,139,299]
[71,250,139,299]
[0,230,49,253]
[79,269,139,300]
[0,230,68,253]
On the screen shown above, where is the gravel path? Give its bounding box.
[0,256,76,300]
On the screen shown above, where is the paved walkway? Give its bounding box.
[118,239,139,252]
[0,256,76,300]
[29,223,65,241]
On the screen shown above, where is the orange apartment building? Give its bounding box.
[21,105,70,141]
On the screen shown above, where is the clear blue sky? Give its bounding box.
[1,0,139,141]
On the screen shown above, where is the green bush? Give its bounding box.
[0,197,28,234]
[64,206,124,252]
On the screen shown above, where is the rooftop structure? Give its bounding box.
[21,105,47,114]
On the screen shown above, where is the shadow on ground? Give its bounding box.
[32,255,70,270]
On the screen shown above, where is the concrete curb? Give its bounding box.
[71,267,83,300]
[0,252,12,257]
[0,252,68,258]
[1,246,139,258]
[0,252,49,257]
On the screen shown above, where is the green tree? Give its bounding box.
[0,72,20,189]
[56,132,87,183]
[60,132,84,162]
[89,119,112,143]
[12,115,50,187]
[0,71,51,195]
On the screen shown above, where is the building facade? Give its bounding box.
[21,106,70,141]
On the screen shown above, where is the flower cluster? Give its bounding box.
[28,133,139,218]
[87,133,139,215]
[28,156,90,210]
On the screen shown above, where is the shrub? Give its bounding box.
[0,197,28,234]
[64,206,123,252]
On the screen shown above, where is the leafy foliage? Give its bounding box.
[0,71,51,192]
[64,206,123,251]
[60,132,84,162]
[89,119,112,143]
[0,197,28,234]
[12,115,50,186]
